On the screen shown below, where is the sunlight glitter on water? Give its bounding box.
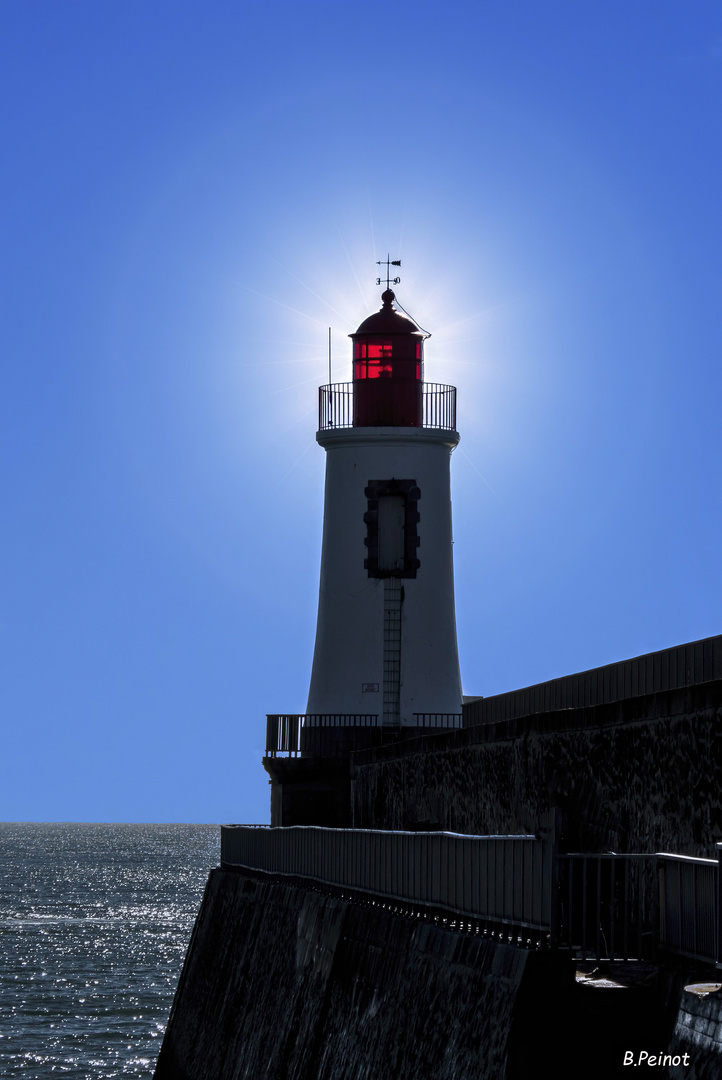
[0,822,219,1078]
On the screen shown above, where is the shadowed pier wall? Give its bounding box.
[351,680,722,855]
[154,867,571,1080]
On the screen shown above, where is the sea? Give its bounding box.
[0,822,220,1078]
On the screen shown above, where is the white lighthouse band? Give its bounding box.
[306,424,462,725]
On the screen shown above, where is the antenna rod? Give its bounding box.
[328,327,332,385]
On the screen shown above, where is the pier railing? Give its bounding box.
[557,853,659,961]
[265,714,466,756]
[658,851,719,966]
[221,824,556,939]
[412,713,463,728]
[318,382,457,432]
[265,715,381,757]
[221,825,722,965]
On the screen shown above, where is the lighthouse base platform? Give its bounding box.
[263,724,458,828]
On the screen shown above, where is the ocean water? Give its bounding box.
[0,822,220,1078]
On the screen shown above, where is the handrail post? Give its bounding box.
[539,808,562,947]
[712,838,716,967]
[656,854,665,955]
[265,714,278,756]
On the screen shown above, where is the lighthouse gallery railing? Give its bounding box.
[319,382,456,432]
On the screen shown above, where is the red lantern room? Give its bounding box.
[351,289,426,427]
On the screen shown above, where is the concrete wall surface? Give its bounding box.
[153,867,564,1080]
[351,681,722,855]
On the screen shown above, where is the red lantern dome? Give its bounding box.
[350,290,426,426]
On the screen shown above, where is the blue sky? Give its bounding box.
[1,2,721,822]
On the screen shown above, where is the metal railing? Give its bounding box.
[558,854,659,961]
[220,823,722,965]
[319,383,353,429]
[412,713,463,728]
[265,714,301,756]
[265,714,468,756]
[302,714,380,727]
[421,382,456,431]
[318,382,457,432]
[265,714,381,757]
[221,824,556,938]
[658,852,719,965]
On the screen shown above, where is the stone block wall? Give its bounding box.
[667,987,722,1079]
[154,867,564,1080]
[351,680,722,855]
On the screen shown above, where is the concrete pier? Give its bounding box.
[154,867,693,1080]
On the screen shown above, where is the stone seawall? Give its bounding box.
[665,985,722,1079]
[154,867,711,1079]
[154,867,570,1080]
[351,681,722,854]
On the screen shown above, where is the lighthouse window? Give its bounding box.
[377,495,405,572]
[353,340,393,380]
[363,479,421,579]
[355,358,393,379]
[354,341,393,359]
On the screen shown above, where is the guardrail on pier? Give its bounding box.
[412,713,463,728]
[265,714,380,757]
[558,853,659,961]
[221,826,722,965]
[658,851,719,966]
[221,823,557,940]
[265,714,466,756]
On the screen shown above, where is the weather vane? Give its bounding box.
[375,255,401,289]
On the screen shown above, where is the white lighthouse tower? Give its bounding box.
[307,286,462,724]
[264,266,463,826]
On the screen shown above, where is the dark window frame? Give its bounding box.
[363,478,421,579]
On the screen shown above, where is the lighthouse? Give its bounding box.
[264,265,463,826]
